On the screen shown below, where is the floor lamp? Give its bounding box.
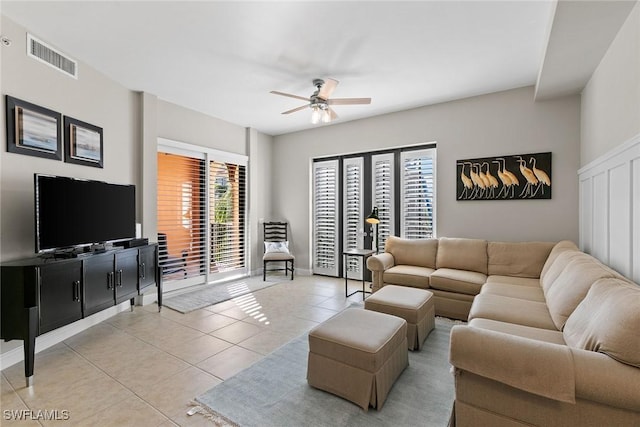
[366,207,380,254]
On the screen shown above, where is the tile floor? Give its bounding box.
[0,275,367,426]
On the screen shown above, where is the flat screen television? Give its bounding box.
[35,174,136,253]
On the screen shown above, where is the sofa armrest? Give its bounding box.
[366,252,395,272]
[449,325,575,403]
[367,253,395,293]
[571,348,640,411]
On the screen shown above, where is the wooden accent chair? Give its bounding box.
[263,221,294,281]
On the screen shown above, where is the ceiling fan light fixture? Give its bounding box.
[321,109,331,123]
[310,105,321,124]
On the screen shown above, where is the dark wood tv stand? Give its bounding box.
[0,244,162,387]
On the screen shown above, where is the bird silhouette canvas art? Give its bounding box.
[456,152,551,201]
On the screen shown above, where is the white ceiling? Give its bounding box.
[0,1,630,136]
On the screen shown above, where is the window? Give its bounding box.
[312,160,340,276]
[312,145,436,278]
[371,153,395,250]
[401,148,436,239]
[343,157,365,279]
[158,139,247,289]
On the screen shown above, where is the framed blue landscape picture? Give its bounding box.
[64,116,103,168]
[5,95,62,160]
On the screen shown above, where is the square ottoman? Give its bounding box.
[307,308,408,411]
[365,285,435,350]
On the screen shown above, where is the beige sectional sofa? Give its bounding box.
[367,236,640,426]
[367,236,556,320]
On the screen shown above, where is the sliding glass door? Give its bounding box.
[158,140,247,290]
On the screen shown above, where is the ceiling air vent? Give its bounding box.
[27,33,77,79]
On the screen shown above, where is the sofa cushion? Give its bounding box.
[436,237,488,274]
[563,278,640,368]
[383,265,433,289]
[540,240,579,279]
[430,268,486,296]
[469,318,565,345]
[540,250,586,294]
[469,293,557,330]
[487,241,555,278]
[486,275,540,287]
[481,282,546,302]
[385,236,438,269]
[544,256,619,330]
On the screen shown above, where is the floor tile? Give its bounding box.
[136,366,221,422]
[0,275,348,426]
[196,346,263,380]
[209,321,263,344]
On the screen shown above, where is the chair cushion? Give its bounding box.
[308,308,407,372]
[385,236,438,269]
[430,268,487,296]
[487,241,554,278]
[263,252,294,261]
[563,278,640,368]
[436,237,488,274]
[383,265,433,289]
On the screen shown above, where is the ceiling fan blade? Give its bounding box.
[328,108,338,121]
[318,78,339,100]
[270,90,309,102]
[281,104,309,115]
[328,97,371,105]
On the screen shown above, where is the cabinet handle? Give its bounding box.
[140,263,146,279]
[107,272,114,290]
[73,280,81,302]
[117,269,123,287]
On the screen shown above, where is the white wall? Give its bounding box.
[581,2,640,166]
[273,86,581,272]
[579,2,640,282]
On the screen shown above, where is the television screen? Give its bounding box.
[35,174,136,252]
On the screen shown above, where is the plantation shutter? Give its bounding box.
[312,160,339,276]
[157,151,206,281]
[343,157,365,279]
[371,153,395,251]
[209,161,246,275]
[401,148,436,239]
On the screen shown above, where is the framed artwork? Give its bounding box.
[64,116,103,168]
[5,95,62,160]
[456,152,552,201]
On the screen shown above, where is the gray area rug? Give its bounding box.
[163,276,284,313]
[195,317,455,427]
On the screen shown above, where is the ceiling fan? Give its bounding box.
[270,78,371,124]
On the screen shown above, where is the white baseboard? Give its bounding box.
[0,301,131,371]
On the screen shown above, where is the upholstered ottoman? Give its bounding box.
[365,285,435,350]
[307,308,408,411]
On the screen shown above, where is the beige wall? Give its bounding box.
[581,2,640,166]
[273,86,581,272]
[0,16,140,260]
[0,16,271,271]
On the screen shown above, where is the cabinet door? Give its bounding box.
[38,262,82,334]
[115,251,138,303]
[84,254,115,316]
[138,246,157,291]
